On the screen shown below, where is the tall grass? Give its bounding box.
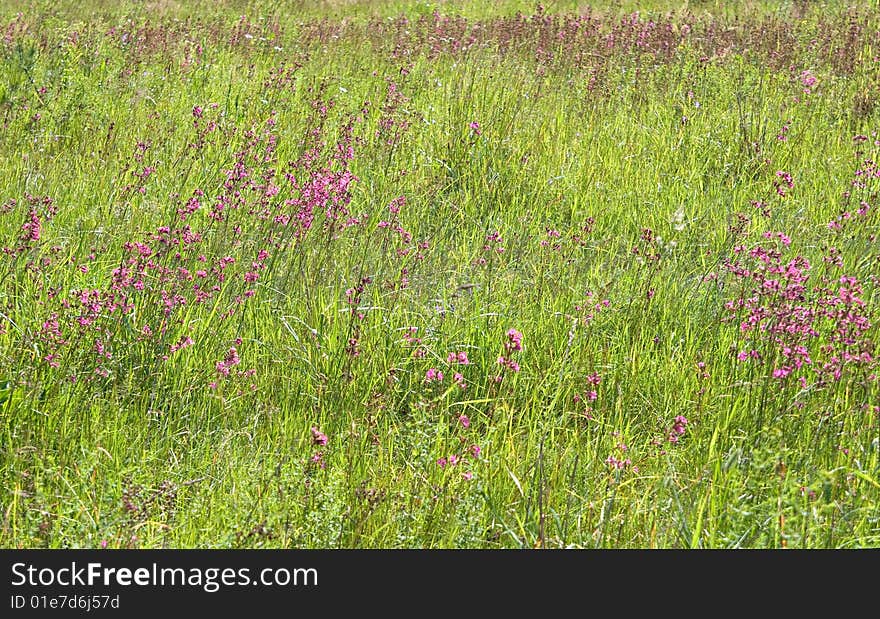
[0,0,878,548]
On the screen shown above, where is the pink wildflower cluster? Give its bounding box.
[447,351,470,364]
[574,291,611,326]
[3,194,56,257]
[425,352,470,389]
[574,372,602,418]
[605,443,635,472]
[474,231,504,265]
[310,426,328,470]
[345,276,372,357]
[799,69,817,93]
[403,326,426,358]
[437,444,481,480]
[496,328,523,379]
[425,367,444,382]
[538,220,596,255]
[723,233,876,389]
[827,157,878,232]
[505,328,522,352]
[24,98,367,390]
[605,454,631,470]
[453,372,466,389]
[776,120,791,142]
[215,346,240,377]
[774,170,794,197]
[539,228,562,251]
[311,426,328,446]
[376,195,429,290]
[376,78,412,148]
[440,351,471,389]
[667,415,688,444]
[209,343,255,391]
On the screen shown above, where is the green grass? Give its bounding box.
[1,0,878,548]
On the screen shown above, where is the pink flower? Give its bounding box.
[605,455,630,470]
[497,333,522,373]
[169,336,194,354]
[215,347,241,377]
[506,328,523,352]
[668,415,688,444]
[447,351,470,365]
[311,451,325,469]
[800,70,817,88]
[462,471,474,481]
[772,367,792,379]
[311,426,328,446]
[458,414,470,428]
[469,121,481,136]
[425,368,444,382]
[388,196,405,215]
[453,372,466,389]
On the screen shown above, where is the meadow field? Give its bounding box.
[0,0,878,548]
